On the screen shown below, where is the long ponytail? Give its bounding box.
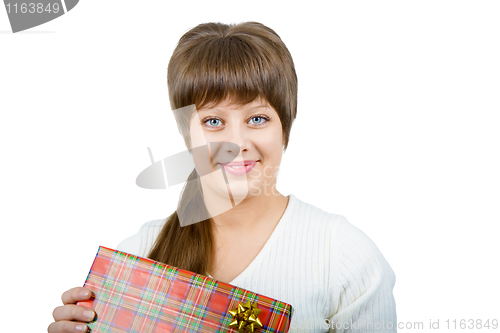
[147,168,213,275]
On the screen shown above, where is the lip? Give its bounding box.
[219,160,258,176]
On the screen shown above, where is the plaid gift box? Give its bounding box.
[77,246,293,333]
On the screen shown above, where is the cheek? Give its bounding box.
[189,121,207,149]
[190,133,205,148]
[256,129,283,165]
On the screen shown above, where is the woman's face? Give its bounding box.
[188,97,283,212]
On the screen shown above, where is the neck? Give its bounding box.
[211,192,287,230]
[205,188,290,277]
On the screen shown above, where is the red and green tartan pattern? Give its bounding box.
[77,246,293,333]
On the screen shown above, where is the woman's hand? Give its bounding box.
[47,287,96,333]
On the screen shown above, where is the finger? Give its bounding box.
[61,287,94,305]
[52,304,96,322]
[47,320,89,333]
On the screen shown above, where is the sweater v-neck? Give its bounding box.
[207,194,296,285]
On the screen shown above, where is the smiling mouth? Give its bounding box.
[218,161,258,175]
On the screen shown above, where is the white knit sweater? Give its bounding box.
[117,194,397,332]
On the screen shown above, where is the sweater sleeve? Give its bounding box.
[328,216,397,332]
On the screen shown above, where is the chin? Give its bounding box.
[200,175,267,204]
[227,184,251,201]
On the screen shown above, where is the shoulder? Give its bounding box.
[290,194,396,296]
[290,195,392,264]
[289,194,343,224]
[116,218,167,257]
[287,194,346,234]
[332,216,395,283]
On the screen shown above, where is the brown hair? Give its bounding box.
[147,22,297,275]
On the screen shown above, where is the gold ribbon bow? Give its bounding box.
[228,300,263,333]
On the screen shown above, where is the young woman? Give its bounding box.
[48,21,397,333]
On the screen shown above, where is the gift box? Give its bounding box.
[77,246,293,332]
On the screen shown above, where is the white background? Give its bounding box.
[1,1,499,332]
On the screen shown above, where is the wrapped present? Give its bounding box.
[77,246,293,332]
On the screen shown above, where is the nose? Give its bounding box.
[224,124,250,153]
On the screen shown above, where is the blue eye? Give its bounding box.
[250,117,263,124]
[249,116,269,125]
[209,119,221,126]
[204,118,222,127]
